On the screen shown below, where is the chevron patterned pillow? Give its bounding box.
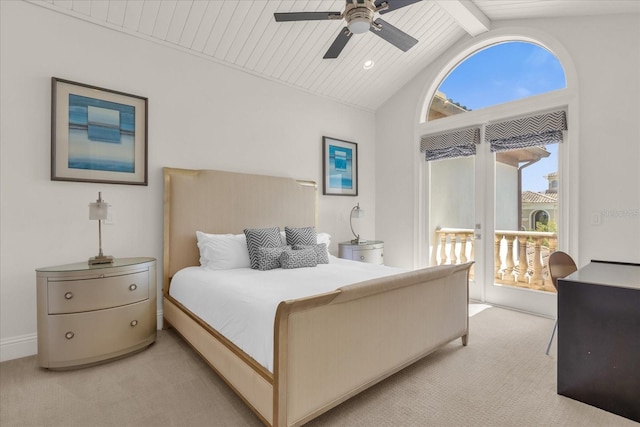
[244,227,283,269]
[280,248,318,269]
[285,226,317,246]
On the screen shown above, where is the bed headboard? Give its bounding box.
[163,167,317,294]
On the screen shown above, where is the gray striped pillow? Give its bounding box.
[285,226,316,246]
[244,227,283,270]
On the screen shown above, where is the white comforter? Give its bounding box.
[169,256,405,372]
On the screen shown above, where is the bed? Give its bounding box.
[163,167,473,427]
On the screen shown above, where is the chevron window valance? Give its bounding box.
[486,110,567,152]
[420,127,480,161]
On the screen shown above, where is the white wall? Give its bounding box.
[376,14,640,269]
[0,1,376,360]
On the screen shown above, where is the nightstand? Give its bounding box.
[36,257,157,369]
[338,241,384,265]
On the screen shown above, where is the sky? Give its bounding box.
[438,41,566,192]
[521,143,558,192]
[439,41,566,111]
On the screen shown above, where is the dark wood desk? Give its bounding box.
[557,260,640,422]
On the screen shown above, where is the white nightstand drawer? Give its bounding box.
[352,248,383,264]
[47,270,149,314]
[338,241,384,265]
[44,300,156,368]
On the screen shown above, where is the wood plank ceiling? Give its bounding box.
[29,0,640,111]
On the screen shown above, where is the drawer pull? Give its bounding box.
[130,320,138,327]
[129,284,137,291]
[360,256,365,260]
[65,331,75,340]
[100,274,105,278]
[64,292,73,300]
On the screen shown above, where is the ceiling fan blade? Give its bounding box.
[375,0,423,14]
[274,11,341,22]
[324,27,353,59]
[370,19,418,52]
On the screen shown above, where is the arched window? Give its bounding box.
[427,41,566,121]
[534,210,550,227]
[420,34,574,316]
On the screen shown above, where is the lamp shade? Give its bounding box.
[89,201,109,220]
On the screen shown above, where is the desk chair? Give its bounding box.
[546,251,578,355]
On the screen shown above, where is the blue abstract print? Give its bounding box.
[328,145,353,189]
[68,94,135,173]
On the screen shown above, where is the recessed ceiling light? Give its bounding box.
[363,60,375,70]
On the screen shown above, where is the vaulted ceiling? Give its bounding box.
[30,0,640,111]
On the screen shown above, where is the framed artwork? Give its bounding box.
[322,136,358,196]
[51,77,148,185]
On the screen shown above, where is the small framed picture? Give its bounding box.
[51,77,148,185]
[322,136,358,196]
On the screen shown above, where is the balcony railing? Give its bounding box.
[435,227,558,292]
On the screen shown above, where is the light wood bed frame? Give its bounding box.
[163,167,472,427]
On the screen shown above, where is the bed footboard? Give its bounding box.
[163,297,275,425]
[274,262,472,427]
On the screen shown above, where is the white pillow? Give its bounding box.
[317,232,331,256]
[317,232,331,247]
[196,231,251,270]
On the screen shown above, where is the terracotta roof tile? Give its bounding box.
[522,191,558,203]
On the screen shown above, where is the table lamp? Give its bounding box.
[88,192,113,265]
[350,202,365,244]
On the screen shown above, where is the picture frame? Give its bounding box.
[51,77,148,185]
[322,136,358,196]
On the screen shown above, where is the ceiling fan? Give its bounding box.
[274,0,422,59]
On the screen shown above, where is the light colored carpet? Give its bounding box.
[0,304,635,426]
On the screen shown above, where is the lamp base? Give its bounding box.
[88,255,114,265]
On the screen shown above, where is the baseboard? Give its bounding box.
[0,333,37,362]
[157,309,164,329]
[1,309,164,363]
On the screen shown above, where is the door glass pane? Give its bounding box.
[431,156,475,274]
[494,145,559,292]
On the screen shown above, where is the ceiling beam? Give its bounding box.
[435,0,491,37]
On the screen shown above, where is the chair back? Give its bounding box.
[548,251,577,290]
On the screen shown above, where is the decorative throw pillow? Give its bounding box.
[244,227,283,270]
[285,226,317,246]
[293,244,329,264]
[257,246,290,271]
[280,248,318,269]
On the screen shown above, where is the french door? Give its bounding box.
[428,133,561,317]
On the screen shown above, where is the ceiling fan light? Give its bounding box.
[348,17,370,34]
